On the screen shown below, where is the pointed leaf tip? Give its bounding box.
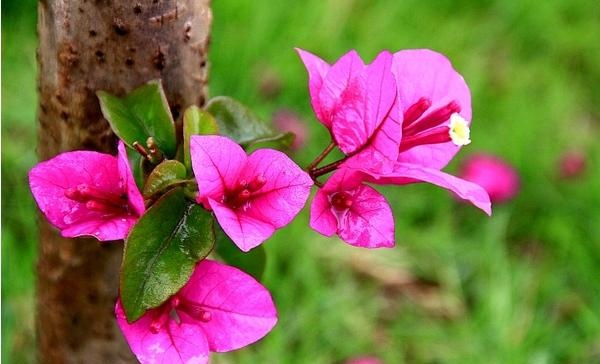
[205,96,273,144]
[97,80,177,158]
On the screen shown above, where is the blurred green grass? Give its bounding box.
[2,0,600,363]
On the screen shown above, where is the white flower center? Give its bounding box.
[448,113,471,146]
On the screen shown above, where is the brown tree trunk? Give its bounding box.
[36,1,211,362]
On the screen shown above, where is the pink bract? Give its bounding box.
[392,49,472,170]
[310,169,395,248]
[190,135,313,252]
[459,154,519,203]
[297,48,402,167]
[28,141,144,241]
[116,259,278,364]
[360,162,492,215]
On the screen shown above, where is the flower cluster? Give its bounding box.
[30,136,311,363]
[28,47,493,364]
[115,259,277,364]
[298,48,492,248]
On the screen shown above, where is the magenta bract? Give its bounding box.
[459,154,519,203]
[310,169,395,248]
[28,141,144,241]
[190,135,313,251]
[297,48,402,167]
[363,163,492,215]
[116,259,278,364]
[392,49,472,170]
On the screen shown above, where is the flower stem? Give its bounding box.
[306,141,336,172]
[310,158,346,178]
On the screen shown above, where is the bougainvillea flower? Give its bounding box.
[339,49,490,215]
[191,135,312,251]
[310,168,394,248]
[29,141,144,241]
[459,154,519,203]
[116,259,277,364]
[297,48,402,166]
[392,49,472,170]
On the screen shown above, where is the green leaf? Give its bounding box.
[142,160,187,198]
[215,225,266,280]
[183,106,218,172]
[245,131,296,153]
[97,80,177,158]
[205,96,273,144]
[120,188,215,322]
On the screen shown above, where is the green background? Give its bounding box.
[3,0,600,363]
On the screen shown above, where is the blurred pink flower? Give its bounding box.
[28,141,144,241]
[272,108,308,150]
[459,154,519,203]
[191,135,313,251]
[346,356,384,364]
[116,259,278,364]
[558,150,587,179]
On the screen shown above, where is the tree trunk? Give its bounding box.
[36,1,211,362]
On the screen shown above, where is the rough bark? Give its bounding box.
[36,1,211,363]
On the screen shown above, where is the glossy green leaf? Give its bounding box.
[120,188,215,322]
[97,80,177,158]
[205,96,272,144]
[245,131,296,153]
[215,225,266,280]
[183,106,218,172]
[142,160,187,198]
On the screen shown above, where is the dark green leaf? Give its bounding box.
[183,106,218,172]
[205,96,272,144]
[142,160,187,198]
[245,132,296,153]
[120,188,215,322]
[215,225,266,280]
[97,80,177,157]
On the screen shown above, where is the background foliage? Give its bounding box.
[2,0,600,363]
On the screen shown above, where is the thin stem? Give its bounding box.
[306,141,336,172]
[132,141,150,159]
[310,158,346,179]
